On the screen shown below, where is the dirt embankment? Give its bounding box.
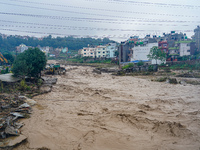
[14,65,200,150]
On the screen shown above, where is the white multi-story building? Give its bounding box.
[16,44,28,53]
[179,43,191,56]
[106,43,117,58]
[81,47,95,57]
[131,43,164,64]
[96,45,107,58]
[80,44,117,58]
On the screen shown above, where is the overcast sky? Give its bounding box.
[0,0,200,42]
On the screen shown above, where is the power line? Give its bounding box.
[0,24,193,32]
[0,28,194,39]
[0,12,199,24]
[5,0,199,18]
[85,0,200,9]
[0,20,193,32]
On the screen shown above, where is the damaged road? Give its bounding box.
[14,65,200,150]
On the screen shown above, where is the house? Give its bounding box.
[16,44,28,53]
[168,47,179,61]
[175,41,196,56]
[130,43,164,64]
[96,45,107,58]
[158,41,168,53]
[106,43,117,58]
[62,47,68,53]
[167,40,196,61]
[79,44,117,58]
[159,31,186,47]
[81,47,95,58]
[118,39,135,62]
[194,26,200,51]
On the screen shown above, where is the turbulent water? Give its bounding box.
[15,65,200,150]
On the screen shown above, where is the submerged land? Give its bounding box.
[10,60,200,150]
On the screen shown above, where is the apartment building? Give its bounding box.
[106,43,117,58]
[96,45,107,58]
[194,26,200,51]
[81,47,95,57]
[80,44,117,58]
[175,41,196,56]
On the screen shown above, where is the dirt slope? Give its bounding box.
[15,66,200,150]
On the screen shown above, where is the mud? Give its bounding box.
[14,64,200,150]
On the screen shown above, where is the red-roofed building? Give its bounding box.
[158,41,168,53]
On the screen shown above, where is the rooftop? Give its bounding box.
[168,47,179,50]
[175,41,194,44]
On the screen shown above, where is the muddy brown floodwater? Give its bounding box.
[14,65,200,150]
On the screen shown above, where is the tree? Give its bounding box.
[2,52,14,64]
[114,50,119,57]
[12,48,47,78]
[147,46,166,64]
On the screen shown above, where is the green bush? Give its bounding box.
[19,79,28,91]
[0,81,3,93]
[5,67,9,73]
[26,86,31,91]
[155,77,167,82]
[122,63,134,70]
[195,62,200,70]
[137,61,144,66]
[37,79,43,87]
[1,70,5,74]
[148,65,154,72]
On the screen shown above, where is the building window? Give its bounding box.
[91,53,93,54]
[163,44,167,47]
[84,49,86,51]
[103,48,105,50]
[84,53,86,55]
[98,52,100,54]
[187,50,190,52]
[103,55,105,57]
[103,52,105,54]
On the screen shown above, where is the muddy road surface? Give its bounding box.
[15,66,200,150]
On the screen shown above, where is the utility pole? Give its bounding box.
[118,44,122,69]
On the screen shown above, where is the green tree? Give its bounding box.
[147,46,166,64]
[3,52,14,64]
[114,50,119,57]
[12,48,47,78]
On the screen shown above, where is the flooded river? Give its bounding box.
[15,65,200,150]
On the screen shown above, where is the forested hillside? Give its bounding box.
[0,35,116,51]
